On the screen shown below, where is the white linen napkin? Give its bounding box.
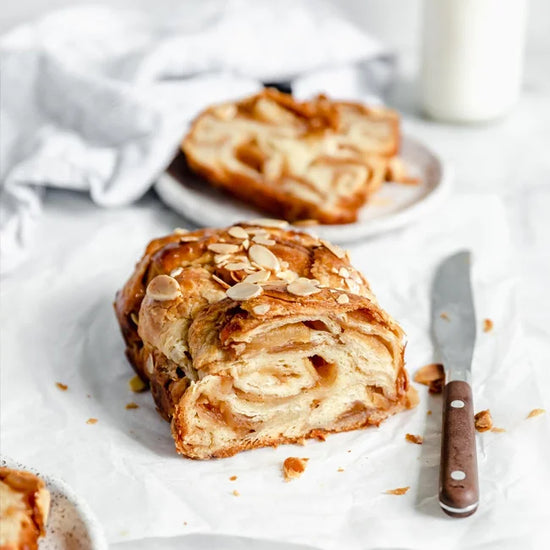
[0,0,391,274]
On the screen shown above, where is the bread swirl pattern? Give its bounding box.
[114,222,417,458]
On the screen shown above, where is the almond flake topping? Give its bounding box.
[252,235,276,246]
[248,218,289,228]
[228,226,249,239]
[249,244,280,271]
[226,282,263,301]
[321,239,346,259]
[211,274,231,289]
[253,304,271,315]
[242,239,250,250]
[287,277,321,296]
[337,294,350,304]
[339,267,350,278]
[208,243,240,254]
[170,267,184,277]
[276,270,298,283]
[145,354,154,375]
[146,275,180,301]
[225,262,250,271]
[243,270,271,284]
[173,227,188,234]
[178,235,200,242]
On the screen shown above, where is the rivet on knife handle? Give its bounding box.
[439,380,479,517]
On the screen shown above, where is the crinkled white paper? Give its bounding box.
[1,193,549,550]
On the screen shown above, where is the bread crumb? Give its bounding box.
[86,418,98,425]
[337,467,344,472]
[427,410,432,415]
[405,434,423,444]
[56,382,68,391]
[128,375,147,393]
[413,363,445,394]
[491,427,506,433]
[483,318,494,332]
[229,475,237,481]
[385,486,410,495]
[440,312,450,321]
[183,521,188,526]
[474,410,493,432]
[283,457,309,481]
[232,490,240,497]
[125,402,139,410]
[527,408,546,419]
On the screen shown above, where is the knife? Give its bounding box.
[432,250,479,518]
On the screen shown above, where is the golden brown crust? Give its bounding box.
[0,468,50,550]
[181,89,401,224]
[114,223,415,459]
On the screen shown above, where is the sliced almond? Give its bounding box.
[211,274,231,289]
[226,282,263,301]
[249,244,280,271]
[130,312,139,325]
[248,218,289,229]
[280,261,289,270]
[170,267,184,277]
[245,228,269,236]
[173,227,188,235]
[242,239,250,250]
[336,294,350,304]
[252,235,276,246]
[276,270,298,283]
[253,304,271,315]
[321,239,346,259]
[145,354,155,375]
[178,235,200,242]
[225,262,250,271]
[243,270,271,284]
[228,226,249,239]
[345,278,361,294]
[339,267,350,278]
[287,278,321,296]
[146,275,180,301]
[208,243,240,254]
[214,254,231,265]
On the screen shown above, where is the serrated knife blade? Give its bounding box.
[431,250,479,518]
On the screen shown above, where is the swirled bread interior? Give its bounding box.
[114,221,417,458]
[182,89,406,224]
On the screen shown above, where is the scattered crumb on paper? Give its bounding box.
[232,490,240,497]
[283,457,309,481]
[491,427,506,433]
[405,434,423,444]
[128,375,147,392]
[483,318,494,332]
[385,487,410,495]
[527,408,546,419]
[413,363,445,394]
[86,418,98,425]
[125,402,139,410]
[474,410,493,432]
[440,312,450,321]
[229,475,237,481]
[55,382,68,391]
[337,468,345,472]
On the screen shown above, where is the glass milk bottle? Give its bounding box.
[420,0,529,123]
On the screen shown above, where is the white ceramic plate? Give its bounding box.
[1,457,108,550]
[155,136,451,243]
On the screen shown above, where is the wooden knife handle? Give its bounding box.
[439,380,479,517]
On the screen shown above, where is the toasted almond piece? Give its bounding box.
[474,409,493,432]
[405,433,423,444]
[337,294,350,304]
[242,239,250,250]
[129,375,147,392]
[283,457,309,481]
[384,487,410,495]
[211,274,231,289]
[225,262,251,271]
[55,382,68,391]
[287,277,321,296]
[339,267,350,278]
[483,318,494,332]
[146,275,180,301]
[321,239,346,259]
[276,270,299,283]
[280,261,289,269]
[170,267,184,277]
[249,244,280,271]
[213,104,237,120]
[130,312,139,325]
[226,282,263,301]
[145,354,154,375]
[243,270,271,284]
[345,278,361,294]
[527,408,546,419]
[228,226,249,239]
[252,235,276,246]
[126,402,139,410]
[178,235,200,242]
[253,304,270,315]
[245,228,270,236]
[248,218,289,229]
[86,418,98,425]
[208,243,240,254]
[173,227,188,235]
[214,254,231,265]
